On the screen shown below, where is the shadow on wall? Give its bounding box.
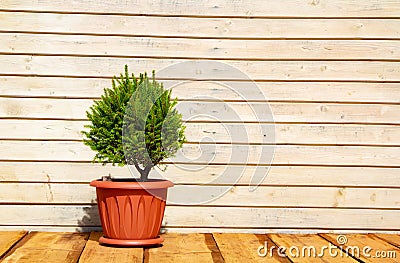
[76,199,102,232]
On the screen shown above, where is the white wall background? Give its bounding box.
[0,0,400,233]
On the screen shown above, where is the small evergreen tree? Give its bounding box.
[82,65,185,181]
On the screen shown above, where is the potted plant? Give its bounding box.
[82,65,186,246]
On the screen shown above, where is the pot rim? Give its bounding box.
[90,178,174,189]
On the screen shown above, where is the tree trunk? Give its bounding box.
[140,165,153,181]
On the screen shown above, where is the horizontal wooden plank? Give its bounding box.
[0,183,95,204]
[2,77,400,103]
[2,56,400,81]
[0,226,103,232]
[151,206,400,229]
[175,144,400,166]
[2,12,400,39]
[1,98,400,124]
[1,0,399,17]
[1,205,399,229]
[0,98,90,119]
[78,232,143,263]
[1,183,400,208]
[183,123,400,145]
[4,33,400,60]
[0,120,86,140]
[0,231,26,258]
[374,234,400,247]
[1,232,89,263]
[0,141,94,161]
[2,120,399,146]
[147,233,219,263]
[1,162,399,187]
[0,141,399,166]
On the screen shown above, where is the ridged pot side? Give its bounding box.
[91,180,173,240]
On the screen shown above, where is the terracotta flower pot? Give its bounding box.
[90,179,173,246]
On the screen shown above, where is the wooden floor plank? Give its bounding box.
[1,232,89,263]
[270,234,357,262]
[78,232,143,263]
[146,233,218,263]
[321,234,400,262]
[1,232,399,262]
[0,231,26,259]
[213,233,290,262]
[373,234,400,248]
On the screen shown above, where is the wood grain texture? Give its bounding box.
[4,33,400,60]
[78,232,143,263]
[2,183,400,209]
[0,120,86,140]
[146,233,219,263]
[1,0,400,233]
[2,232,400,262]
[1,141,400,166]
[165,229,400,234]
[2,55,400,81]
[1,162,399,187]
[2,12,400,39]
[2,0,400,17]
[374,234,400,248]
[2,98,400,124]
[2,120,399,147]
[2,77,400,103]
[1,205,400,230]
[0,141,400,166]
[0,231,26,258]
[1,232,88,263]
[321,234,400,262]
[164,207,400,229]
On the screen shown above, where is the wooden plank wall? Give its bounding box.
[0,0,399,233]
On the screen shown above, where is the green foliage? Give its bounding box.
[82,65,145,166]
[82,65,186,181]
[123,72,186,180]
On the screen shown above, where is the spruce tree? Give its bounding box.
[82,65,185,181]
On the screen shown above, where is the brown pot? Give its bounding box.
[90,179,173,246]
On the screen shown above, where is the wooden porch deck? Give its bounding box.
[1,232,399,262]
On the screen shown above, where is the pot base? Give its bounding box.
[99,236,164,247]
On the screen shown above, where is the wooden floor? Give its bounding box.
[0,232,399,262]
